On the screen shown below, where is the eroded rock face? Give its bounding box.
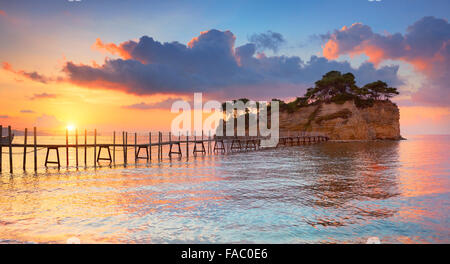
[279,100,401,140]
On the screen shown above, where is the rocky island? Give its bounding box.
[226,71,403,141]
[278,99,401,140]
[276,71,402,140]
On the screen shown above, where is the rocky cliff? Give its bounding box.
[279,100,402,140]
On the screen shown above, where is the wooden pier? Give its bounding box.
[0,125,329,174]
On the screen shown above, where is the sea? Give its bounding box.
[0,134,449,243]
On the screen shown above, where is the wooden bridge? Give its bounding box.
[0,125,329,174]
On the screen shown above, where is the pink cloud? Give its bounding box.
[2,62,52,84]
[92,38,136,60]
[321,17,450,106]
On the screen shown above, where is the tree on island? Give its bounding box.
[305,71,358,102]
[303,71,399,107]
[223,71,399,113]
[361,80,400,100]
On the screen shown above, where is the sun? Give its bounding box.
[66,124,76,132]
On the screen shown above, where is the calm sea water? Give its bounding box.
[0,135,449,243]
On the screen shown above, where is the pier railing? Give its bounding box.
[0,125,329,173]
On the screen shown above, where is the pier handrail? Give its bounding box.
[0,125,329,173]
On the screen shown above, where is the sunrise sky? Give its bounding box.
[0,0,449,135]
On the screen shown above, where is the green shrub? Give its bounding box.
[354,97,375,108]
[330,93,355,105]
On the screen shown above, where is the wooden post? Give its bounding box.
[84,129,87,167]
[208,131,211,154]
[113,131,116,164]
[94,129,97,167]
[33,127,37,171]
[161,132,163,158]
[23,128,27,170]
[186,131,189,158]
[134,132,137,160]
[125,132,128,164]
[158,132,161,160]
[66,128,69,168]
[149,132,152,161]
[8,126,12,173]
[75,129,78,168]
[179,132,181,155]
[160,132,163,159]
[0,125,2,173]
[168,132,171,158]
[122,132,125,164]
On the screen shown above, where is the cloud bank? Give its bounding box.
[322,16,450,106]
[62,29,401,99]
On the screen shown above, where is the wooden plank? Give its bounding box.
[8,126,12,173]
[23,128,27,170]
[33,127,37,171]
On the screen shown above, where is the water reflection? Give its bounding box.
[0,135,449,243]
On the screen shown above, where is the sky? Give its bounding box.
[0,0,449,135]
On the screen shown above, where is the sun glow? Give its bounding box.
[66,124,76,132]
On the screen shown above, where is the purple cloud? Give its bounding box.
[123,98,185,110]
[30,93,57,100]
[20,109,35,113]
[249,31,286,53]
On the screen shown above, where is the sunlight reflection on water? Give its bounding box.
[0,135,449,243]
